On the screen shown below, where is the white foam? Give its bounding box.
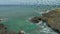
[26,18,34,25]
[35,11,45,14]
[36,21,43,25]
[34,10,50,15]
[39,22,58,34]
[46,10,50,13]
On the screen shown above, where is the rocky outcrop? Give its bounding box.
[29,8,60,33]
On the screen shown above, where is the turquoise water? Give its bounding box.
[0,6,40,34]
[0,5,60,34]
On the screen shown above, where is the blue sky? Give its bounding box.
[0,0,60,5]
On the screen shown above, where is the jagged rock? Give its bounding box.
[29,8,60,33]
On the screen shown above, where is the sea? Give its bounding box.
[0,5,60,34]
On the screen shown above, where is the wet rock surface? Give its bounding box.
[29,8,60,33]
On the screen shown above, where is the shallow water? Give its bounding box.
[0,5,60,34]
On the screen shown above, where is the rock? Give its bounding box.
[7,31,16,34]
[0,23,7,30]
[0,24,5,29]
[0,23,8,34]
[18,30,25,34]
[43,8,60,33]
[29,16,42,23]
[0,28,7,34]
[29,8,60,33]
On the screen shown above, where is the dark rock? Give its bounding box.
[0,24,5,29]
[29,16,42,23]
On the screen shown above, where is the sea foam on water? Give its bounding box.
[37,21,58,34]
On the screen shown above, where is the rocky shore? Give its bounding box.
[29,8,60,33]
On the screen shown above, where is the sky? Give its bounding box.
[0,0,60,5]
